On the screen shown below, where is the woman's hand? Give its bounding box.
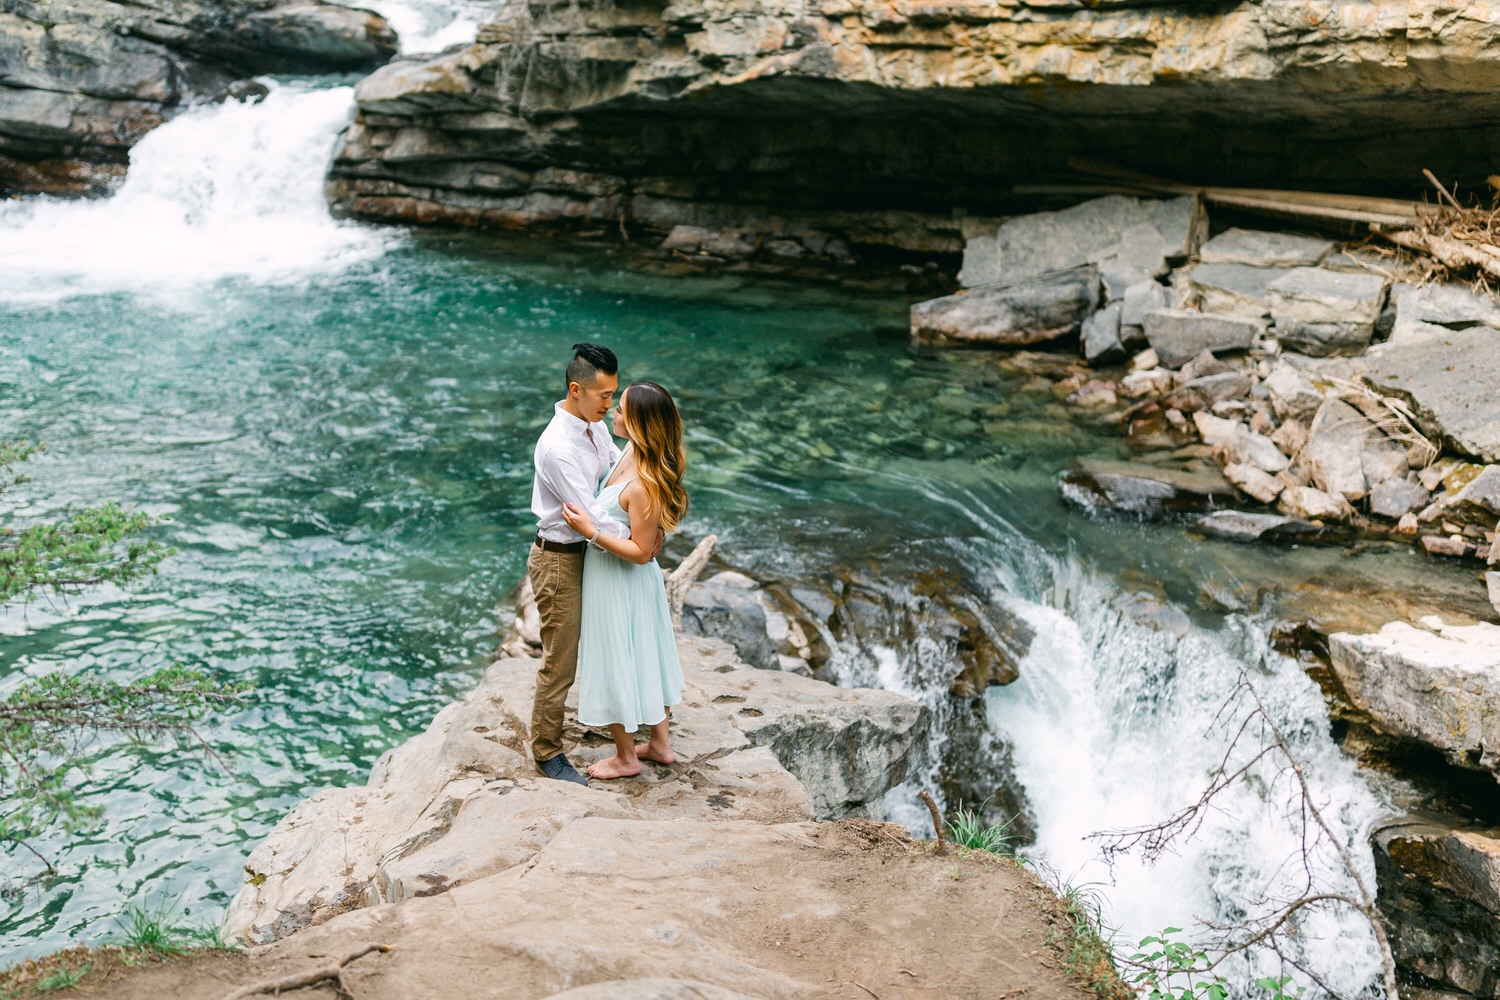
[561,502,595,539]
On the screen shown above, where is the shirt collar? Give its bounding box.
[554,400,597,438]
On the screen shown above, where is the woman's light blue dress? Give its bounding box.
[576,458,684,730]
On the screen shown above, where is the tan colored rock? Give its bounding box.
[225,638,926,945]
[1279,485,1354,521]
[1270,418,1309,458]
[1224,462,1284,504]
[1329,619,1500,779]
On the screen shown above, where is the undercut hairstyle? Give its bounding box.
[566,343,618,391]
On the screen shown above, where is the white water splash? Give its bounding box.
[985,565,1390,997]
[0,85,398,307]
[378,0,513,53]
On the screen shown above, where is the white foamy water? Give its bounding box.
[0,85,398,307]
[379,0,512,53]
[985,563,1390,997]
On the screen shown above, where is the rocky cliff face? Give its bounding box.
[0,0,397,195]
[329,0,1500,260]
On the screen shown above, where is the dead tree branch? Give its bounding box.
[219,943,392,1000]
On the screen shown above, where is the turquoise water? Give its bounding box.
[0,232,1101,957]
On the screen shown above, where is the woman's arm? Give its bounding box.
[561,482,662,564]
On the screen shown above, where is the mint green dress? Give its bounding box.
[576,464,684,730]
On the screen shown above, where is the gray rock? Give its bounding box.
[1369,478,1430,519]
[1374,818,1500,999]
[1191,510,1325,542]
[1221,426,1290,473]
[1143,308,1264,368]
[1487,572,1500,617]
[910,267,1100,347]
[959,195,1191,288]
[1058,458,1239,519]
[1184,263,1297,316]
[1268,267,1389,356]
[1145,194,1207,263]
[1121,279,1170,328]
[1361,327,1500,462]
[1162,371,1253,413]
[1329,618,1500,778]
[681,577,778,670]
[1263,361,1326,420]
[0,0,397,195]
[1389,283,1500,346]
[1448,464,1500,522]
[1177,350,1233,382]
[1198,228,1337,267]
[1081,301,1125,362]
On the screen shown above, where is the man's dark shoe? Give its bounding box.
[538,754,588,786]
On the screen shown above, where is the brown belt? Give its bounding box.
[534,535,586,554]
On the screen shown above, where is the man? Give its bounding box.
[527,343,630,785]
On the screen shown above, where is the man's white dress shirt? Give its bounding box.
[532,401,628,544]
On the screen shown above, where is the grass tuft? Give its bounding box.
[946,807,1019,855]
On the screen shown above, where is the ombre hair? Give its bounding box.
[620,381,688,532]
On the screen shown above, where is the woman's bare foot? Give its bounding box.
[634,742,675,765]
[586,754,642,779]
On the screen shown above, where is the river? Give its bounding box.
[0,3,1470,992]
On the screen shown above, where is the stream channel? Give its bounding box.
[0,2,1482,991]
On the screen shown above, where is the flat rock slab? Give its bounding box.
[1183,262,1298,316]
[910,267,1099,347]
[1198,228,1336,268]
[1143,308,1263,368]
[1328,619,1500,779]
[1360,327,1500,463]
[959,194,1198,288]
[1268,267,1388,356]
[1389,283,1500,346]
[1059,458,1238,519]
[224,637,927,945]
[116,818,1100,1000]
[1190,510,1328,543]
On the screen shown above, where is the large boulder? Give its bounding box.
[680,571,778,669]
[1374,817,1500,1000]
[910,267,1099,348]
[224,637,926,944]
[1328,619,1500,780]
[957,194,1200,289]
[1360,327,1500,463]
[0,0,396,195]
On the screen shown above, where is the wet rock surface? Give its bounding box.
[0,0,396,195]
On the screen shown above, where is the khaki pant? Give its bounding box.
[527,542,585,764]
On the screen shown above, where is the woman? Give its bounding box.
[560,381,689,780]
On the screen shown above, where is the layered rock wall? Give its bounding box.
[330,0,1500,259]
[0,0,396,195]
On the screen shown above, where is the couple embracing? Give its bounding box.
[526,343,689,784]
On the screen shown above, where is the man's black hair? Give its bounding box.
[566,343,618,389]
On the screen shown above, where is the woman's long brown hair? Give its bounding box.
[621,381,689,532]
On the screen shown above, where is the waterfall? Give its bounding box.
[863,533,1391,998]
[0,85,398,307]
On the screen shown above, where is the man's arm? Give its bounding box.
[540,447,628,540]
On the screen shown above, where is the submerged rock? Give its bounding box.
[1059,458,1238,519]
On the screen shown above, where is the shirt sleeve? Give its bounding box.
[540,446,629,540]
